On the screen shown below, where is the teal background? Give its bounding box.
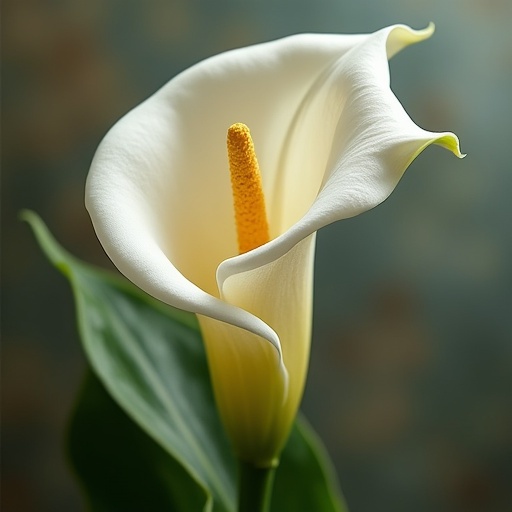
[2,1,511,511]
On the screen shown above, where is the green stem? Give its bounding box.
[237,460,276,512]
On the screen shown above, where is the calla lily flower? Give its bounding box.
[85,24,463,468]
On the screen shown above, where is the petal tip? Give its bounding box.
[418,22,436,39]
[387,23,436,58]
[404,132,464,171]
[436,132,466,159]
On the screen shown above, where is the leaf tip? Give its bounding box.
[19,209,72,274]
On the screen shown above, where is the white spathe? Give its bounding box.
[86,24,463,466]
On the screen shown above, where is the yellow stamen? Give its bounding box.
[227,123,270,254]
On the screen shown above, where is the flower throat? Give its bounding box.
[227,123,270,254]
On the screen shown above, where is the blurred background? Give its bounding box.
[2,0,511,511]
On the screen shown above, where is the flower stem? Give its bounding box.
[237,460,276,512]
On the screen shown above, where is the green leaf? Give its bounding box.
[21,210,234,512]
[23,210,348,512]
[68,369,208,512]
[275,418,348,512]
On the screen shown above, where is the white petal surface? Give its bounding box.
[86,31,375,349]
[86,23,463,465]
[86,22,462,388]
[217,24,463,284]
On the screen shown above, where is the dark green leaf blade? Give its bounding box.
[68,369,208,512]
[275,417,349,512]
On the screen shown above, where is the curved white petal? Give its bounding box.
[217,24,463,285]
[87,24,461,353]
[86,30,376,353]
[86,24,463,464]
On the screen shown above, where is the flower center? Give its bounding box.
[227,123,270,254]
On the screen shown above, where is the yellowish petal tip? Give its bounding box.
[406,22,435,40]
[409,132,465,167]
[436,132,466,159]
[421,22,435,38]
[387,23,436,58]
